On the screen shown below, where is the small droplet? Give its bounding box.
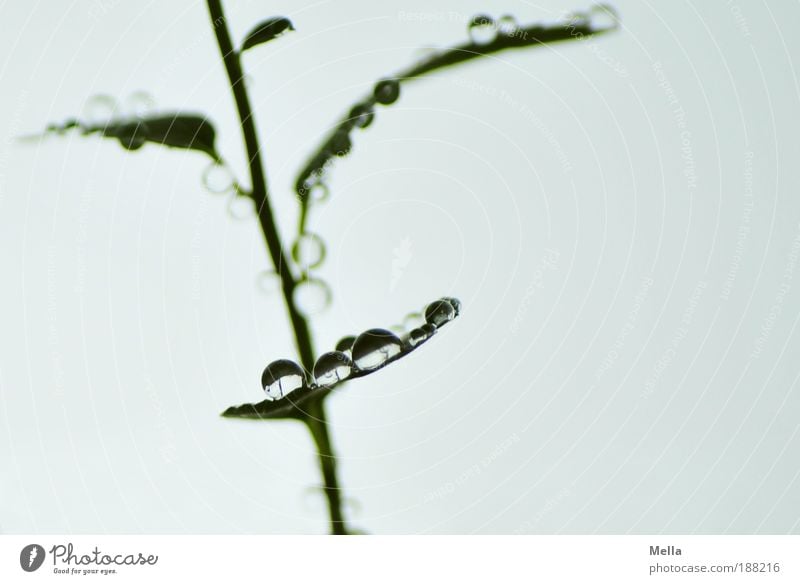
[292,232,326,270]
[203,162,235,194]
[83,94,119,126]
[335,335,356,356]
[352,328,403,371]
[126,91,156,118]
[349,103,375,129]
[441,296,462,317]
[425,299,456,327]
[590,4,619,31]
[307,182,330,203]
[313,351,353,387]
[261,359,306,400]
[468,15,497,45]
[294,278,332,315]
[227,192,256,220]
[497,15,519,37]
[407,323,437,348]
[257,270,282,294]
[402,312,425,331]
[373,79,401,105]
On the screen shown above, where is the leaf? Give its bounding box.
[222,297,461,421]
[240,17,294,52]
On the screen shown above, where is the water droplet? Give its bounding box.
[373,79,400,105]
[468,15,497,45]
[257,270,282,294]
[425,299,456,327]
[349,103,375,129]
[441,296,462,317]
[261,359,306,400]
[407,323,436,348]
[308,182,330,203]
[313,351,353,387]
[402,312,425,331]
[227,192,256,220]
[126,91,156,118]
[335,335,356,356]
[83,94,119,126]
[292,232,326,270]
[497,15,519,37]
[294,278,332,315]
[203,162,235,194]
[590,4,619,30]
[352,328,402,371]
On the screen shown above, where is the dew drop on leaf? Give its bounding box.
[313,351,354,387]
[294,278,332,315]
[441,296,462,317]
[308,181,330,203]
[292,232,326,269]
[83,94,119,126]
[227,192,256,220]
[349,103,375,129]
[407,323,436,348]
[261,358,306,400]
[373,79,400,105]
[497,15,519,37]
[352,328,402,371]
[202,162,235,194]
[126,91,156,118]
[468,15,497,45]
[335,335,356,356]
[425,299,456,327]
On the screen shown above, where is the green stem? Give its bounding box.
[206,0,348,534]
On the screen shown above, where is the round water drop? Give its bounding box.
[349,103,374,129]
[126,91,156,118]
[441,296,462,317]
[468,15,497,45]
[261,359,306,400]
[83,94,119,125]
[373,79,400,105]
[307,181,330,203]
[294,278,332,315]
[292,232,326,270]
[202,162,235,194]
[352,328,402,371]
[407,324,435,348]
[425,299,456,327]
[313,351,353,387]
[497,15,519,37]
[257,270,282,294]
[227,192,256,220]
[335,335,356,356]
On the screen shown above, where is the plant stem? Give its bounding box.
[206,0,348,534]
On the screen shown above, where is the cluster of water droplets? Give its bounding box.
[258,297,461,401]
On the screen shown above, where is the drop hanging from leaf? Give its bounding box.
[262,359,307,401]
[352,328,403,371]
[240,17,295,52]
[314,351,354,387]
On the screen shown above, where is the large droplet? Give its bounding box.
[126,91,156,118]
[294,278,332,315]
[349,103,375,129]
[425,299,456,327]
[468,15,497,45]
[292,232,326,270]
[83,94,119,126]
[441,296,462,317]
[497,15,519,37]
[352,328,402,371]
[407,323,436,348]
[335,335,356,356]
[313,351,354,387]
[202,162,235,194]
[261,359,306,400]
[373,79,400,105]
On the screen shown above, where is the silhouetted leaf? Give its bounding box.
[240,17,294,52]
[222,297,461,421]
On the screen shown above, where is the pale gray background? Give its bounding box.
[1,0,799,534]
